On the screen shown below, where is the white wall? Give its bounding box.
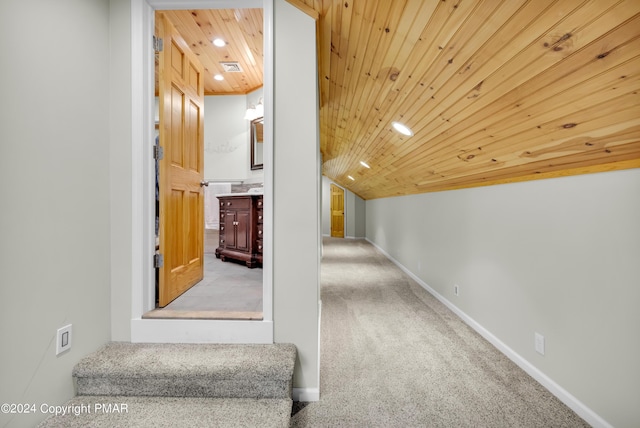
[204,93,264,183]
[365,169,640,428]
[321,177,366,238]
[0,0,112,426]
[347,187,366,238]
[109,0,133,342]
[273,0,320,396]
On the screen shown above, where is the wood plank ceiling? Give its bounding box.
[164,1,640,200]
[158,9,263,95]
[292,0,640,199]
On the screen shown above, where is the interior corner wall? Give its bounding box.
[0,0,112,426]
[273,0,320,392]
[321,176,366,238]
[203,90,266,184]
[365,169,640,428]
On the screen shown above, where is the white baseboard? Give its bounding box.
[366,238,612,428]
[293,387,319,402]
[317,300,322,397]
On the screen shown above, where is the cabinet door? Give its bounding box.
[235,210,251,252]
[223,210,237,249]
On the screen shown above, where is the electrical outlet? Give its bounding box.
[454,284,459,296]
[56,324,72,355]
[535,332,545,355]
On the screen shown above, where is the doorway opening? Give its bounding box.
[330,184,345,238]
[143,6,265,321]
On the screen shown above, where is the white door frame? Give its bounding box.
[130,0,274,343]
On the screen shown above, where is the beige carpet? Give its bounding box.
[290,237,589,428]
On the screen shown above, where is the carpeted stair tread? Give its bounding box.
[74,342,296,399]
[37,396,292,428]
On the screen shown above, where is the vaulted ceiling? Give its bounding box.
[163,0,640,200]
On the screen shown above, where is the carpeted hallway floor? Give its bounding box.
[290,237,589,428]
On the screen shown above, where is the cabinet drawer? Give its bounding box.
[219,197,251,209]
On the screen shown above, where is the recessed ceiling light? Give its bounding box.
[347,175,355,181]
[392,121,414,136]
[214,74,224,81]
[213,38,226,47]
[359,161,370,169]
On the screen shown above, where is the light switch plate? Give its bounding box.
[56,324,72,355]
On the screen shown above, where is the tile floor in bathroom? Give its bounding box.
[145,230,263,319]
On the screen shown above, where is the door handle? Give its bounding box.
[200,180,209,187]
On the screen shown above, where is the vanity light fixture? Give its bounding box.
[214,74,224,81]
[359,161,371,169]
[213,38,226,47]
[244,97,264,121]
[392,121,414,136]
[347,175,355,181]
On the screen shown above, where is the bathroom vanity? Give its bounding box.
[215,193,263,268]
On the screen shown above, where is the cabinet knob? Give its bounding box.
[258,215,262,220]
[227,202,231,206]
[221,226,224,230]
[258,230,262,235]
[258,245,262,250]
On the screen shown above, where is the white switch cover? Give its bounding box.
[534,332,545,355]
[56,324,72,355]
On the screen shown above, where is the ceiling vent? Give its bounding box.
[220,62,243,72]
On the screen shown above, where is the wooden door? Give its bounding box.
[157,12,205,307]
[330,184,344,238]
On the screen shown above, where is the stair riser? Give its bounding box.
[38,396,293,428]
[75,377,293,399]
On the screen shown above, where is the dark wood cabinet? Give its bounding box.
[215,194,263,268]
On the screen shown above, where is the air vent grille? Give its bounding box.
[220,62,243,72]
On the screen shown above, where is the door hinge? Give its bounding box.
[153,36,163,52]
[154,253,164,268]
[153,145,164,160]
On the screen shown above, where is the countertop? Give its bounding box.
[216,192,263,198]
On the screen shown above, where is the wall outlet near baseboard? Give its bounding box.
[56,324,72,355]
[454,284,459,296]
[535,332,545,355]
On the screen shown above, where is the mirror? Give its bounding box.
[251,117,264,170]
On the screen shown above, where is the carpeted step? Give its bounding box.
[37,396,292,428]
[73,342,296,399]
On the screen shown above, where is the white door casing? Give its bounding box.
[129,0,273,343]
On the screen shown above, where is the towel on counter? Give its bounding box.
[204,182,232,229]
